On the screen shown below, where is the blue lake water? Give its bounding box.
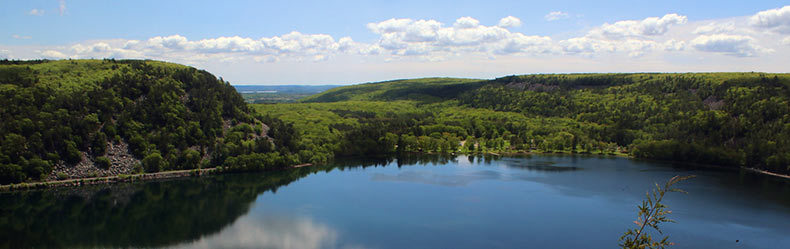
[2,154,789,248]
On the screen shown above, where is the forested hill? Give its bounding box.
[0,59,302,184]
[301,77,485,103]
[261,73,790,175]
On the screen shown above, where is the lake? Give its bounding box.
[1,154,789,248]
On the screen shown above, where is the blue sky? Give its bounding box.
[2,1,789,84]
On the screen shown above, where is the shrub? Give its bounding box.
[56,172,69,180]
[132,162,144,174]
[142,152,164,173]
[95,156,111,170]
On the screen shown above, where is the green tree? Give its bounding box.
[142,152,164,173]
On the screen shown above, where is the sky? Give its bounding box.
[1,0,789,85]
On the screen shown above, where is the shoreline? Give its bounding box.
[471,151,790,180]
[0,163,313,192]
[742,167,790,180]
[4,152,789,192]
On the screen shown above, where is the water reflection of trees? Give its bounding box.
[0,154,457,249]
[0,167,321,249]
[331,153,459,169]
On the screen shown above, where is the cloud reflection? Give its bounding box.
[168,214,338,249]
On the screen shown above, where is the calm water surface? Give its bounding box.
[2,154,789,248]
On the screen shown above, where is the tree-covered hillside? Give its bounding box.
[256,73,790,175]
[0,59,302,184]
[301,77,485,103]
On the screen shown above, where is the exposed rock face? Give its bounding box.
[703,96,725,110]
[505,82,559,92]
[47,141,140,180]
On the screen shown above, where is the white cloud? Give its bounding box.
[40,50,67,59]
[622,39,660,57]
[437,22,510,46]
[28,9,44,16]
[59,0,67,16]
[12,35,32,39]
[53,31,351,63]
[498,16,522,28]
[454,16,480,29]
[265,32,340,54]
[560,37,615,55]
[497,33,555,54]
[6,9,790,82]
[559,37,660,57]
[690,34,770,57]
[663,39,686,51]
[545,11,569,21]
[23,13,700,62]
[591,14,687,39]
[556,14,690,57]
[693,22,736,34]
[146,35,191,50]
[366,17,556,57]
[70,42,144,58]
[750,5,790,34]
[368,18,442,44]
[0,50,10,59]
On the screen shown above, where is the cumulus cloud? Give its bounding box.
[51,31,355,63]
[70,42,144,58]
[11,9,790,69]
[690,34,770,57]
[28,9,44,16]
[497,33,555,54]
[368,18,442,44]
[437,24,509,46]
[559,37,661,57]
[590,14,687,39]
[498,16,522,28]
[663,39,686,51]
[545,11,569,21]
[366,16,556,57]
[560,37,614,55]
[693,22,736,35]
[454,16,480,28]
[40,50,67,59]
[555,14,690,57]
[749,5,790,34]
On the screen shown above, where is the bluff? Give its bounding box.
[0,59,299,184]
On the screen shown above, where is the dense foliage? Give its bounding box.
[257,73,790,175]
[0,59,301,184]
